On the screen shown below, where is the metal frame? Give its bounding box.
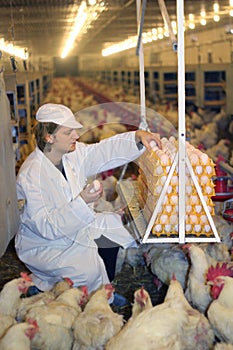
[133,0,221,243]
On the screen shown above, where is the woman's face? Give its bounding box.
[51,126,79,154]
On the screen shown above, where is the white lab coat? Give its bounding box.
[15,131,144,293]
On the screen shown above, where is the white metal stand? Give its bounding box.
[136,0,220,243]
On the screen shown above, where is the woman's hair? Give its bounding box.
[33,122,59,152]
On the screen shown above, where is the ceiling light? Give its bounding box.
[213,2,219,13]
[188,22,195,29]
[200,18,206,25]
[101,1,228,57]
[102,37,136,56]
[0,38,28,59]
[200,8,206,25]
[61,1,106,58]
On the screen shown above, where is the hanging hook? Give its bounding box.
[10,56,17,72]
[0,51,4,73]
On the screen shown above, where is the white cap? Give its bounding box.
[36,103,83,129]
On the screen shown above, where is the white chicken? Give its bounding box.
[120,243,154,275]
[199,242,231,264]
[30,320,74,350]
[106,275,212,350]
[72,284,124,350]
[0,313,16,338]
[0,273,33,318]
[25,286,88,350]
[214,344,233,350]
[212,215,233,250]
[26,286,88,329]
[130,285,153,318]
[16,277,74,322]
[183,243,213,313]
[207,263,233,344]
[105,286,153,348]
[106,298,188,349]
[0,318,39,350]
[144,244,189,289]
[191,122,218,149]
[206,139,230,161]
[164,276,215,350]
[49,276,74,297]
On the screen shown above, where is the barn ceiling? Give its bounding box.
[0,0,233,60]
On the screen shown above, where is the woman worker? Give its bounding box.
[15,103,161,305]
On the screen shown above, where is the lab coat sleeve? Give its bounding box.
[17,179,95,242]
[75,131,144,177]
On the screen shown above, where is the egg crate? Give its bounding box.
[136,137,220,243]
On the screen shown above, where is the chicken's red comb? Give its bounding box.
[104,283,115,292]
[81,285,88,296]
[181,243,192,250]
[20,272,32,282]
[105,283,115,291]
[63,277,74,287]
[171,272,177,281]
[206,262,233,282]
[139,286,145,297]
[27,318,39,329]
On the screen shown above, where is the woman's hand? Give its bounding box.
[135,130,162,151]
[80,181,103,204]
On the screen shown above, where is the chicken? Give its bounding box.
[206,263,233,343]
[130,285,153,318]
[164,276,215,350]
[25,286,88,350]
[115,247,127,274]
[207,275,233,343]
[107,274,214,350]
[30,320,74,350]
[192,122,218,149]
[105,286,153,349]
[0,318,39,350]
[93,172,125,213]
[214,344,233,350]
[183,243,213,313]
[121,243,154,275]
[106,278,190,349]
[145,244,189,289]
[0,272,33,318]
[206,139,230,161]
[16,278,74,322]
[73,284,124,349]
[199,242,231,263]
[0,313,16,338]
[49,276,74,297]
[26,286,88,329]
[212,215,233,250]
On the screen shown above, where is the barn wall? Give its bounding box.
[0,73,19,257]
